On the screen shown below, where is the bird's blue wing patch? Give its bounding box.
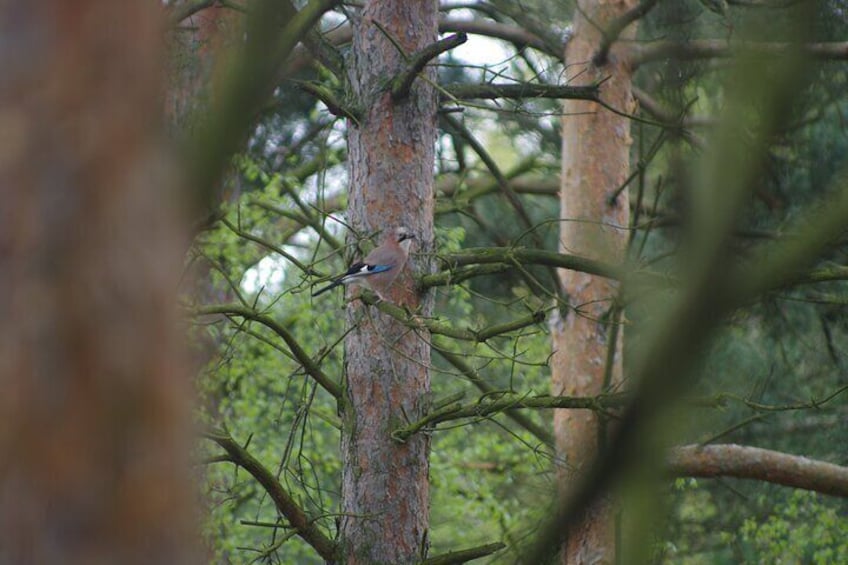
[366,264,392,274]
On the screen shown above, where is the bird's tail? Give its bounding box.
[311,280,342,297]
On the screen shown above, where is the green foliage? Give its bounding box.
[193,180,556,561]
[740,491,848,564]
[184,1,848,562]
[658,485,848,563]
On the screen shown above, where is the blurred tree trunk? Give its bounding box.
[341,0,437,563]
[168,3,240,422]
[167,3,239,130]
[0,3,197,563]
[552,0,637,563]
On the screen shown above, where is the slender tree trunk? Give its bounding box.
[341,1,437,563]
[0,3,197,563]
[552,1,637,563]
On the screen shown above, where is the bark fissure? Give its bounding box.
[341,1,438,563]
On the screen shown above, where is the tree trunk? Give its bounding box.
[552,1,637,563]
[167,3,239,129]
[340,1,437,563]
[0,3,197,563]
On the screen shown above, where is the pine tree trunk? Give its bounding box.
[340,1,437,563]
[553,1,637,563]
[0,3,197,563]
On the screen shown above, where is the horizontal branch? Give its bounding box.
[371,297,546,342]
[194,304,341,399]
[320,17,557,56]
[788,264,848,286]
[424,246,848,292]
[435,344,554,446]
[436,166,558,201]
[668,444,848,497]
[422,541,506,565]
[392,392,628,442]
[477,310,546,341]
[630,39,848,67]
[443,82,598,102]
[205,430,339,560]
[438,18,557,57]
[439,247,625,280]
[421,263,512,289]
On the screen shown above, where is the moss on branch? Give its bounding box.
[392,392,629,443]
[422,541,506,565]
[443,82,598,102]
[370,296,546,342]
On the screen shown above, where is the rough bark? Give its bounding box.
[341,1,438,563]
[552,1,638,563]
[0,3,196,563]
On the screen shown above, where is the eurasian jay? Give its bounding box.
[311,226,415,300]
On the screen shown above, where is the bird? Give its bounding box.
[311,226,416,300]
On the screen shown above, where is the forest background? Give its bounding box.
[2,1,848,564]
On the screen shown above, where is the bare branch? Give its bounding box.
[317,16,561,62]
[594,0,660,66]
[435,344,555,446]
[630,40,848,67]
[669,444,848,497]
[194,304,341,399]
[632,86,706,148]
[205,430,339,560]
[392,33,468,100]
[440,114,564,296]
[438,18,558,57]
[294,81,360,122]
[221,218,320,275]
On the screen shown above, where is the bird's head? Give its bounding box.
[393,226,416,252]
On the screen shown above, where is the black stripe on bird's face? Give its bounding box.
[345,262,366,275]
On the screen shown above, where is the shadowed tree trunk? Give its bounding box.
[340,0,438,563]
[167,3,240,129]
[0,3,197,563]
[552,0,637,563]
